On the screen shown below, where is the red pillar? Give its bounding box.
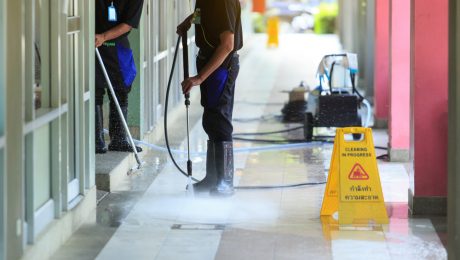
[373,0,390,126]
[410,0,448,214]
[389,0,410,161]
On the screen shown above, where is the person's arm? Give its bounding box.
[95,23,132,47]
[181,31,234,94]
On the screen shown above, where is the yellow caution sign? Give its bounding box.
[321,127,388,225]
[267,16,279,47]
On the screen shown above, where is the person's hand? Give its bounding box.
[181,75,203,94]
[95,34,106,48]
[176,16,192,36]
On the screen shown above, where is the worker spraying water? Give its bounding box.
[165,2,327,193]
[176,0,243,196]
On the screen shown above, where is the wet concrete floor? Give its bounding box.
[52,33,447,260]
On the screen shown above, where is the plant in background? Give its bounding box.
[252,12,267,33]
[314,2,338,34]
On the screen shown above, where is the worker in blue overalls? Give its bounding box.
[95,0,144,154]
[177,0,243,196]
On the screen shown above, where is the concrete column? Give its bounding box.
[388,0,410,162]
[338,0,358,52]
[410,0,448,215]
[338,1,374,98]
[0,0,5,258]
[5,0,25,259]
[364,0,375,99]
[448,0,460,257]
[373,0,390,128]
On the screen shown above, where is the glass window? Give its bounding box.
[34,0,42,110]
[32,126,51,210]
[34,0,50,112]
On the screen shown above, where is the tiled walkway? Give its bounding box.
[57,34,447,260]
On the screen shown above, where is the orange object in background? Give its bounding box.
[267,16,279,47]
[252,0,266,13]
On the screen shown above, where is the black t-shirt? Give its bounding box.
[95,0,143,89]
[195,0,243,55]
[96,0,144,42]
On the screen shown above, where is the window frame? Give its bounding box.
[0,0,6,256]
[22,0,92,244]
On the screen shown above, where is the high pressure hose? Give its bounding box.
[233,126,304,136]
[135,139,331,156]
[164,36,199,182]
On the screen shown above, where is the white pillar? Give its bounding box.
[5,0,25,259]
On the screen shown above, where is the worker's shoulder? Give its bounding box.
[223,0,240,8]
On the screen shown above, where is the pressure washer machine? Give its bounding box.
[304,53,365,141]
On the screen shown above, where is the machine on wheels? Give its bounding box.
[304,53,365,141]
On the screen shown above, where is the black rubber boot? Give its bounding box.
[95,105,107,154]
[108,104,142,153]
[211,141,234,197]
[189,140,217,193]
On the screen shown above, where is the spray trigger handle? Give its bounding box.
[187,160,193,176]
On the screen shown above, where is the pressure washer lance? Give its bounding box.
[95,48,143,170]
[182,34,193,181]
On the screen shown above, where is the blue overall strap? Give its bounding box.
[116,43,137,87]
[204,67,229,108]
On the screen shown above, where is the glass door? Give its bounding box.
[66,0,83,206]
[57,0,90,209]
[24,0,54,243]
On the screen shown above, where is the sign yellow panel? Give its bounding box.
[321,127,388,225]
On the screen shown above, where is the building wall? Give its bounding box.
[389,0,410,159]
[374,0,390,122]
[410,0,448,199]
[2,0,96,258]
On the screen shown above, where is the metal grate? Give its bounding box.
[171,224,226,231]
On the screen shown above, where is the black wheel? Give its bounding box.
[304,112,314,141]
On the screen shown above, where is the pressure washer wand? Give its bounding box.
[182,34,193,177]
[95,48,142,169]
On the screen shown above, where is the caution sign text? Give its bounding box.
[320,127,389,225]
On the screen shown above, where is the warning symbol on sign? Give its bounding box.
[348,163,369,180]
[320,127,388,225]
